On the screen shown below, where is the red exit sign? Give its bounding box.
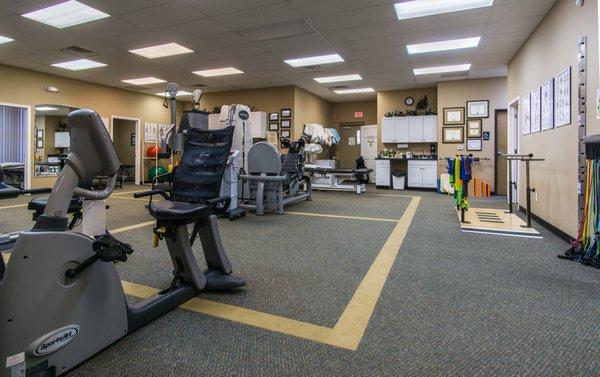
[354,111,364,118]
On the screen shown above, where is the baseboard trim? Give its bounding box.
[518,206,574,243]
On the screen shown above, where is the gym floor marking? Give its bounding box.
[122,195,421,350]
[0,203,27,210]
[2,193,420,351]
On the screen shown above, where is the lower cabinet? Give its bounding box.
[376,160,391,187]
[407,160,437,188]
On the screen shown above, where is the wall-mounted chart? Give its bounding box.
[530,87,541,133]
[554,66,571,127]
[522,93,531,135]
[541,79,554,131]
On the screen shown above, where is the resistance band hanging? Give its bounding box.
[445,154,488,223]
[560,135,600,268]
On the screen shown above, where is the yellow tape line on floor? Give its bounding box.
[0,204,27,210]
[3,196,421,351]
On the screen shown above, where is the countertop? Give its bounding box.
[375,156,438,161]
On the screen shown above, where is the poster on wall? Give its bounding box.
[530,87,541,134]
[541,79,554,131]
[144,123,157,143]
[522,93,531,135]
[554,66,571,127]
[158,124,171,142]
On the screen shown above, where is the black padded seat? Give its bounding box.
[28,196,83,214]
[148,201,210,222]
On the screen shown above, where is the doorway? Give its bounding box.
[507,97,520,205]
[338,123,364,168]
[0,102,31,189]
[495,109,508,195]
[360,125,378,183]
[111,116,140,185]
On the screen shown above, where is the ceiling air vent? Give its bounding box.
[330,85,349,90]
[58,46,97,58]
[301,65,325,73]
[441,71,469,78]
[122,85,150,91]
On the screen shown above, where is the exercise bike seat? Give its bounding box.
[148,201,210,222]
[28,196,83,214]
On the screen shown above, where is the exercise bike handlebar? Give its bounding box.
[0,187,52,199]
[74,174,117,200]
[133,189,171,200]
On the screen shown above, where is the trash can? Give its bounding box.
[392,170,406,190]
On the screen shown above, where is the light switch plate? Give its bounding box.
[458,145,464,151]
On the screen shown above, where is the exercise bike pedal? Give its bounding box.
[203,269,246,291]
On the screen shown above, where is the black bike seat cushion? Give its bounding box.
[28,196,83,213]
[148,201,210,222]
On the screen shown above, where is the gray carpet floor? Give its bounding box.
[1,185,598,376]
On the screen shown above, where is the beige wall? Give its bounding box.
[437,77,507,190]
[113,119,136,166]
[331,100,377,126]
[0,64,176,188]
[376,88,437,150]
[293,87,331,140]
[508,0,599,237]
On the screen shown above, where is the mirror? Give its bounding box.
[33,104,79,177]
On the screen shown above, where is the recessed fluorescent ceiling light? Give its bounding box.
[407,37,481,54]
[0,36,14,45]
[413,64,472,75]
[122,77,166,85]
[52,58,107,71]
[192,67,243,77]
[314,74,362,83]
[130,43,193,59]
[155,90,192,97]
[334,88,375,94]
[22,0,109,29]
[395,0,494,20]
[35,106,58,111]
[284,54,344,67]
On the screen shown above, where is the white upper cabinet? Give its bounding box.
[395,117,409,143]
[408,116,423,142]
[382,117,395,143]
[422,115,437,142]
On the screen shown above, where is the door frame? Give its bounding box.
[360,124,378,182]
[494,108,508,195]
[111,115,141,185]
[0,102,32,189]
[507,96,520,206]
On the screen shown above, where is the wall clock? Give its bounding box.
[405,97,414,106]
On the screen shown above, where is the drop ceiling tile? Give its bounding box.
[0,15,55,38]
[184,0,284,17]
[182,32,247,50]
[289,0,389,17]
[158,18,230,39]
[238,20,315,42]
[485,15,544,34]
[0,0,60,14]
[252,33,329,52]
[317,22,401,43]
[335,35,407,53]
[396,8,492,34]
[67,16,143,39]
[118,1,206,29]
[307,4,397,31]
[81,0,173,16]
[18,30,85,51]
[489,0,557,21]
[213,3,302,31]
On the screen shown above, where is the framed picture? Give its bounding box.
[281,130,291,138]
[269,122,278,131]
[554,66,571,127]
[269,112,279,121]
[281,119,291,129]
[467,100,489,118]
[530,87,541,133]
[466,119,482,138]
[443,107,465,125]
[442,127,464,143]
[281,108,292,118]
[467,139,482,151]
[36,139,44,149]
[36,129,44,138]
[482,131,490,141]
[522,93,531,135]
[130,133,136,146]
[541,79,554,131]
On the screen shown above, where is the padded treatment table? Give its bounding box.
[305,165,373,195]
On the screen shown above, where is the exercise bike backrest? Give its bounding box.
[247,142,281,175]
[39,109,120,226]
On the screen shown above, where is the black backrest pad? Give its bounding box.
[170,126,234,203]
